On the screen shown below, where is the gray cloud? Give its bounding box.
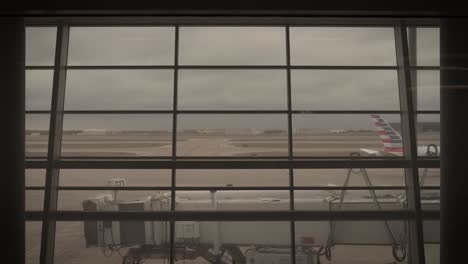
[26,27,57,66]
[416,28,440,66]
[179,27,286,65]
[178,70,287,110]
[26,70,54,110]
[65,70,173,110]
[417,70,440,110]
[290,27,397,66]
[291,70,399,110]
[62,114,172,131]
[25,26,440,130]
[68,27,175,65]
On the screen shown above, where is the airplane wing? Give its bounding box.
[359,148,401,157]
[359,148,381,156]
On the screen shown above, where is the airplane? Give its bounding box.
[360,114,440,157]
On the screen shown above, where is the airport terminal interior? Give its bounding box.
[22,17,441,264]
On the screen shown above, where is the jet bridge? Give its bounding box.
[82,167,439,264]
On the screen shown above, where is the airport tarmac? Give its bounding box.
[25,132,440,264]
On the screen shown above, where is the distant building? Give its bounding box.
[78,129,108,135]
[26,130,49,136]
[329,129,349,134]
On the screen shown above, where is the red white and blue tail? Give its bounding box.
[371,114,404,155]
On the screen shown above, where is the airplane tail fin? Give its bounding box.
[371,114,404,154]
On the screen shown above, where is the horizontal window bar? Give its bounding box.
[409,66,441,70]
[420,186,441,190]
[60,110,285,114]
[25,209,440,222]
[26,186,46,190]
[66,65,174,70]
[176,156,292,160]
[25,111,51,114]
[25,159,440,169]
[26,110,405,114]
[24,17,440,26]
[58,156,173,160]
[26,160,48,168]
[179,110,401,114]
[179,110,286,114]
[28,110,174,114]
[25,159,439,169]
[292,66,398,70]
[34,65,444,71]
[178,66,398,70]
[26,209,415,221]
[55,155,405,160]
[26,185,410,191]
[417,159,440,168]
[416,110,440,114]
[175,156,406,160]
[421,210,440,219]
[54,159,412,169]
[60,65,400,70]
[291,110,401,114]
[25,66,54,70]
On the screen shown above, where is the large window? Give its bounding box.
[25,20,440,264]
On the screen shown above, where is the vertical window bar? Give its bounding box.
[40,21,69,264]
[395,22,426,264]
[170,25,179,264]
[408,27,418,116]
[285,25,296,264]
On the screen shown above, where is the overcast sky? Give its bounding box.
[25,26,440,130]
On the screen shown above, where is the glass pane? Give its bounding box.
[295,190,405,210]
[290,27,396,66]
[26,114,49,157]
[26,221,42,264]
[175,191,290,211]
[292,70,399,110]
[68,27,175,65]
[177,169,289,186]
[294,168,405,186]
[425,243,440,264]
[178,70,287,110]
[54,221,140,264]
[417,70,440,110]
[54,221,289,264]
[60,169,171,187]
[26,169,46,187]
[64,70,173,110]
[424,220,440,264]
[59,190,170,210]
[173,221,290,264]
[419,167,440,191]
[416,27,440,66]
[179,27,286,65]
[26,70,53,110]
[26,191,44,211]
[26,27,57,66]
[417,114,440,157]
[420,188,440,210]
[424,220,440,244]
[177,114,288,157]
[61,114,172,157]
[293,114,403,157]
[296,220,409,264]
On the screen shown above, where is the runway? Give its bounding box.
[25,131,440,264]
